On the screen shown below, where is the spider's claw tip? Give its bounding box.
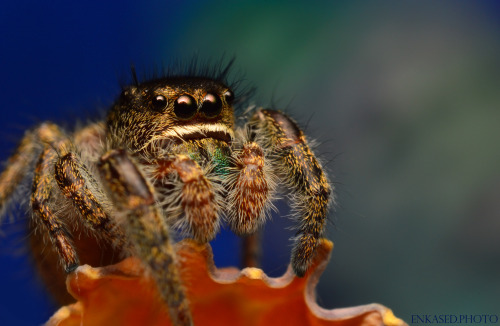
[65,263,79,274]
[292,263,307,278]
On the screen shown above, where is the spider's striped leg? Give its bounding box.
[29,126,81,272]
[155,155,220,243]
[54,152,126,248]
[0,123,61,218]
[98,149,192,326]
[252,109,332,277]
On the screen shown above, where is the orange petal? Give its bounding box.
[46,239,407,326]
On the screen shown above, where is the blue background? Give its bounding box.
[1,1,500,325]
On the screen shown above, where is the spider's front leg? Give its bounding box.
[252,109,332,277]
[98,149,192,326]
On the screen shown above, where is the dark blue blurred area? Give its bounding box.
[0,2,292,324]
[0,2,201,325]
[2,1,500,325]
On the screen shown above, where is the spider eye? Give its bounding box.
[151,95,167,111]
[223,90,234,105]
[200,93,222,118]
[174,95,198,119]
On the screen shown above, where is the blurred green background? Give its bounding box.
[1,1,499,324]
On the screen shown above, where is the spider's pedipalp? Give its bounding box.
[98,149,192,326]
[251,109,332,277]
[225,141,274,235]
[155,155,221,243]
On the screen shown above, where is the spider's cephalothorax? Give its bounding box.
[0,72,332,326]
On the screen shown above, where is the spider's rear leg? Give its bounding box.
[252,109,332,277]
[242,233,261,268]
[155,155,220,243]
[54,152,126,248]
[98,150,192,326]
[30,127,80,272]
[0,123,61,218]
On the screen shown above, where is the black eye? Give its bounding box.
[200,93,222,118]
[223,90,234,105]
[174,95,198,119]
[151,95,167,111]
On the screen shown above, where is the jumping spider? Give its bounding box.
[0,64,332,326]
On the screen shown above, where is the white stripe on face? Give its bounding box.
[160,123,234,142]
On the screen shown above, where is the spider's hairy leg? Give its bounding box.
[155,155,220,243]
[251,109,332,277]
[73,121,107,158]
[0,123,61,218]
[242,233,261,268]
[226,141,273,234]
[98,149,192,326]
[30,126,81,272]
[54,152,126,247]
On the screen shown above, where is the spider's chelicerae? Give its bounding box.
[0,64,332,326]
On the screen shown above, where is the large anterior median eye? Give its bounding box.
[200,93,222,118]
[174,95,198,119]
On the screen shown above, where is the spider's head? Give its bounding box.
[107,77,235,152]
